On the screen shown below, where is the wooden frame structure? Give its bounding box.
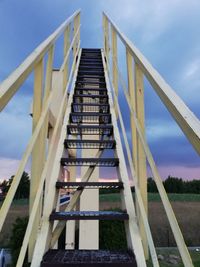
[0,9,199,267]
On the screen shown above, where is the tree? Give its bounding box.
[2,172,30,199]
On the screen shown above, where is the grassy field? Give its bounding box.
[100,192,200,202]
[147,249,200,267]
[1,193,200,267]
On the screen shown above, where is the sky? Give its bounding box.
[0,0,200,181]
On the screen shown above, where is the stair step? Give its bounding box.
[69,112,111,124]
[79,63,103,67]
[78,70,104,76]
[79,67,104,73]
[73,95,108,104]
[76,81,106,86]
[56,181,123,189]
[80,59,102,64]
[77,74,105,79]
[76,77,105,83]
[72,103,109,113]
[61,158,119,167]
[50,211,128,221]
[75,88,107,95]
[64,139,116,149]
[41,249,136,267]
[67,125,113,136]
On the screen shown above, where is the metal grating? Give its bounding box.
[72,103,109,113]
[69,112,111,124]
[41,249,136,267]
[49,211,129,221]
[67,125,113,136]
[75,88,107,96]
[73,95,108,104]
[56,181,123,189]
[64,139,116,149]
[60,158,119,167]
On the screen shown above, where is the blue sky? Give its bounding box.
[0,0,200,180]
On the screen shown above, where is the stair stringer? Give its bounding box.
[30,49,82,267]
[102,49,147,267]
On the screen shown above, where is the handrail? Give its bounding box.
[0,9,80,111]
[103,12,196,267]
[103,12,200,156]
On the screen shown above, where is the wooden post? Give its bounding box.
[135,62,148,259]
[111,27,118,117]
[29,58,44,261]
[104,16,109,62]
[73,16,78,59]
[126,49,138,182]
[63,25,70,92]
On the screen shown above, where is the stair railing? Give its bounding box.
[103,12,200,267]
[0,11,81,265]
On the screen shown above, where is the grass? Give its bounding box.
[147,248,200,267]
[99,192,200,202]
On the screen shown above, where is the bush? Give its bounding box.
[9,217,29,267]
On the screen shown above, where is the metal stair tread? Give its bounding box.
[49,211,129,221]
[67,125,113,135]
[56,181,123,189]
[64,139,116,149]
[60,157,119,167]
[41,249,136,267]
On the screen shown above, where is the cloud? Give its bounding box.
[0,157,20,181]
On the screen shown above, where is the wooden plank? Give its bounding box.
[29,58,44,261]
[0,10,80,111]
[135,62,148,259]
[63,25,70,92]
[103,12,200,156]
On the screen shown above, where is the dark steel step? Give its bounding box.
[69,112,111,124]
[72,103,109,113]
[80,59,102,64]
[61,158,119,167]
[73,95,108,104]
[77,74,104,79]
[67,125,113,136]
[79,63,103,67]
[75,88,107,96]
[56,181,123,189]
[64,139,116,149]
[79,66,104,71]
[76,80,106,86]
[77,76,105,82]
[78,70,104,76]
[50,211,128,221]
[41,249,136,267]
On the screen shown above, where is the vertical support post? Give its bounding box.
[103,16,109,63]
[73,15,79,59]
[126,49,138,177]
[65,138,77,250]
[135,62,148,259]
[79,135,99,249]
[63,25,70,93]
[111,26,118,117]
[29,58,44,261]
